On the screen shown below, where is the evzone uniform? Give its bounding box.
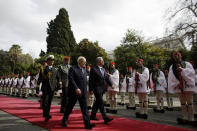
[4,76,8,94]
[8,75,13,95]
[13,75,18,96]
[17,74,24,97]
[135,59,150,119]
[1,76,5,94]
[22,74,31,98]
[107,62,119,114]
[193,69,197,118]
[86,66,94,110]
[189,61,197,118]
[150,64,166,113]
[0,77,2,93]
[164,70,173,111]
[6,76,11,95]
[168,52,197,125]
[125,66,136,110]
[119,74,126,105]
[30,75,37,96]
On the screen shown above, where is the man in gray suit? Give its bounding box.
[58,57,71,113]
[37,55,60,122]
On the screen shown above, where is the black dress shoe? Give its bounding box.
[90,116,99,121]
[106,108,111,113]
[85,123,96,129]
[136,112,141,118]
[160,109,165,113]
[142,114,148,119]
[62,117,67,127]
[177,118,188,125]
[111,110,117,114]
[62,121,67,127]
[45,115,52,122]
[104,118,114,124]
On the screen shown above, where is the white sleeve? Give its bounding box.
[110,70,119,87]
[122,76,127,89]
[128,73,135,86]
[139,68,149,83]
[182,62,195,87]
[158,71,167,88]
[168,66,179,89]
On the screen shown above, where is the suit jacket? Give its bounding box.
[89,66,112,94]
[68,65,88,96]
[37,66,59,92]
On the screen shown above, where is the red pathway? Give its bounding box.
[0,95,195,131]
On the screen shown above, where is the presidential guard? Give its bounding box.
[17,73,24,97]
[30,74,37,96]
[7,74,12,95]
[164,70,173,111]
[126,66,136,110]
[62,56,96,129]
[12,74,18,96]
[86,65,94,110]
[168,52,197,125]
[150,64,166,113]
[135,59,150,119]
[1,76,5,94]
[58,56,71,113]
[189,60,197,118]
[37,55,60,122]
[0,76,2,93]
[106,62,119,114]
[119,73,126,105]
[4,75,9,95]
[8,74,14,95]
[89,57,114,123]
[22,72,31,98]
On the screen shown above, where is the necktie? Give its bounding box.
[101,68,104,77]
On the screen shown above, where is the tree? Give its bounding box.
[9,44,22,73]
[114,29,170,74]
[39,49,46,57]
[166,0,197,47]
[46,8,76,55]
[71,39,109,66]
[0,50,11,75]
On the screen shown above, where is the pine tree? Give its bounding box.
[46,8,76,55]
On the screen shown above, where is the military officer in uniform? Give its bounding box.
[58,56,71,113]
[37,55,60,122]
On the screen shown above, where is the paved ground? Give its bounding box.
[0,110,47,131]
[0,94,197,131]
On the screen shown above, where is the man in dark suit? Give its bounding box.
[37,55,60,122]
[89,57,114,123]
[62,56,95,129]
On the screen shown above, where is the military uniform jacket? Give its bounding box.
[168,61,197,94]
[58,64,71,87]
[150,70,166,93]
[37,66,59,92]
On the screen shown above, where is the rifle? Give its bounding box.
[134,72,138,94]
[177,64,183,93]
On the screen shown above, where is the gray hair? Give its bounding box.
[77,56,86,63]
[96,57,103,63]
